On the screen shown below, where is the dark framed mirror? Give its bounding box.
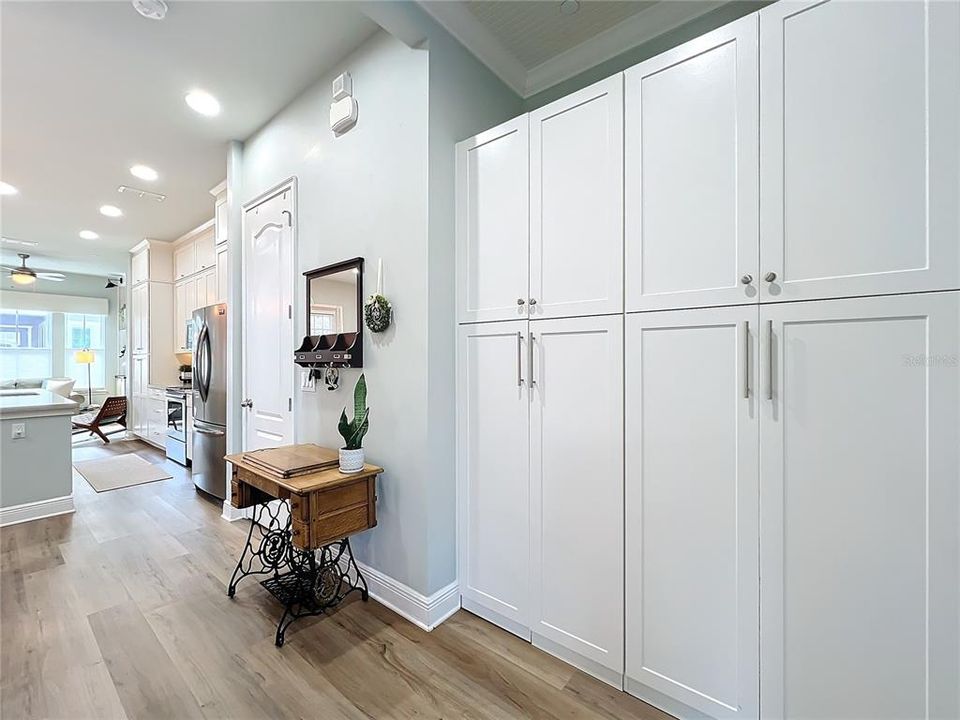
[295,257,364,369]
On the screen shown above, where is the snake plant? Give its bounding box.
[338,373,369,450]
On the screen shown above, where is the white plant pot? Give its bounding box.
[339,448,364,473]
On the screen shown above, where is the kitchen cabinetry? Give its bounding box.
[173,222,215,281]
[457,320,530,638]
[529,315,623,681]
[174,243,195,282]
[759,0,959,302]
[211,179,227,246]
[625,307,758,719]
[195,232,215,274]
[625,15,758,312]
[216,244,228,302]
[529,77,623,319]
[760,292,958,720]
[455,117,529,324]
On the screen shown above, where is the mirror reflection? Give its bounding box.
[309,268,360,336]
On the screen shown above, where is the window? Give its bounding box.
[310,304,343,335]
[64,314,106,389]
[0,310,53,381]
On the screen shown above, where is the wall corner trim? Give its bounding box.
[0,495,75,528]
[221,501,252,522]
[355,560,461,631]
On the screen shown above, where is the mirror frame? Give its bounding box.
[299,256,364,368]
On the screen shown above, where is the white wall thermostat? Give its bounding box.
[332,72,352,101]
[330,96,358,135]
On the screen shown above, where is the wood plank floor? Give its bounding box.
[1,439,671,720]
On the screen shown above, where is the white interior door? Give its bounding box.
[456,117,529,324]
[624,307,759,719]
[530,76,623,319]
[760,292,959,720]
[760,0,960,302]
[242,182,295,451]
[457,320,530,637]
[530,314,623,684]
[625,14,759,311]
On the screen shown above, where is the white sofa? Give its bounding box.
[0,378,84,407]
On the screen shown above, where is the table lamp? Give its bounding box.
[73,349,95,406]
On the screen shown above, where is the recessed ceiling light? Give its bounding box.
[130,164,158,182]
[79,230,100,240]
[559,0,580,15]
[0,181,18,196]
[99,205,123,218]
[185,90,220,117]
[132,0,167,20]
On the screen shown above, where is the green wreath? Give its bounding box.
[364,294,392,333]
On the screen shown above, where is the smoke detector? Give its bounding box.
[132,0,168,20]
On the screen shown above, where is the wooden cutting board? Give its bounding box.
[241,443,339,478]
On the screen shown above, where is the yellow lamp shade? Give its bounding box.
[73,349,95,364]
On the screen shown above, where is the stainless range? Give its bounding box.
[165,386,191,466]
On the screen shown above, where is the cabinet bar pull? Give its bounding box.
[516,331,523,386]
[766,320,774,400]
[529,332,536,386]
[742,320,750,399]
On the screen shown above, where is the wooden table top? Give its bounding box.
[225,452,383,495]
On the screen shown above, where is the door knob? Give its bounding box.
[240,399,253,409]
[517,298,525,305]
[740,274,753,285]
[764,272,777,283]
[529,298,537,306]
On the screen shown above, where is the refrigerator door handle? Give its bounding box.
[195,426,225,436]
[196,323,210,402]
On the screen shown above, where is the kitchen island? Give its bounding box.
[0,388,77,526]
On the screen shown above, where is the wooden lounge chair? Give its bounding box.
[71,396,127,444]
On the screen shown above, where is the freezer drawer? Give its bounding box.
[192,419,226,499]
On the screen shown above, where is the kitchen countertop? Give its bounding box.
[0,388,79,419]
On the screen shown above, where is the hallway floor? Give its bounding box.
[1,440,669,720]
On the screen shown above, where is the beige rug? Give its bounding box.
[74,453,173,492]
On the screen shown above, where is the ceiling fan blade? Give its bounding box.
[1,265,20,272]
[37,274,65,281]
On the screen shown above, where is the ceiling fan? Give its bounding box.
[2,253,65,285]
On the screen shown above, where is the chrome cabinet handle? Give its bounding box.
[240,398,253,408]
[517,298,525,306]
[766,320,774,400]
[741,274,753,285]
[742,320,750,399]
[764,272,777,283]
[528,332,536,386]
[516,331,523,386]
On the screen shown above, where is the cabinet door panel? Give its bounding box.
[626,14,759,311]
[195,232,216,272]
[760,292,959,720]
[530,77,623,319]
[530,315,623,681]
[760,0,959,301]
[625,307,759,719]
[457,321,530,636]
[456,117,529,324]
[174,243,195,281]
[216,246,228,303]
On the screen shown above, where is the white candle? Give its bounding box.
[377,258,383,295]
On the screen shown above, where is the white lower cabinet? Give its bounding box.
[760,292,959,720]
[625,307,759,719]
[457,320,531,637]
[530,315,624,683]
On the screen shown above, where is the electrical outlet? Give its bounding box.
[301,370,316,392]
[11,423,26,439]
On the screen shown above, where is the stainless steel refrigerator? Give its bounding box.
[192,303,228,499]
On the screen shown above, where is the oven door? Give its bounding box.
[166,395,186,442]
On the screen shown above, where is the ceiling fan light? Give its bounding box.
[11,270,36,285]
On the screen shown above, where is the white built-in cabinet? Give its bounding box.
[216,244,228,303]
[456,1,960,718]
[172,222,220,352]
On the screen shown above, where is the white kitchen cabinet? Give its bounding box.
[174,242,196,281]
[131,248,149,287]
[195,231,216,273]
[625,307,759,719]
[760,292,959,720]
[216,244,228,302]
[456,116,529,324]
[199,267,217,307]
[530,76,623,319]
[214,195,227,246]
[625,15,759,312]
[759,0,960,302]
[457,320,530,637]
[529,314,623,683]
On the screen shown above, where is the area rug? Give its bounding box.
[74,453,172,492]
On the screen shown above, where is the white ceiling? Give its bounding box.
[0,1,378,278]
[419,0,724,97]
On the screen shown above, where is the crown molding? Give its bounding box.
[417,0,726,99]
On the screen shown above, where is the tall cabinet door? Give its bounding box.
[530,77,623,319]
[760,0,960,302]
[530,314,623,683]
[625,14,759,312]
[457,321,530,637]
[625,307,759,719]
[456,116,529,324]
[760,292,959,720]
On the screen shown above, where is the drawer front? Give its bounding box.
[314,480,368,517]
[310,504,372,548]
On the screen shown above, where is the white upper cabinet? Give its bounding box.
[195,230,216,272]
[456,116,529,324]
[760,0,960,302]
[625,306,758,719]
[760,292,959,720]
[530,314,623,682]
[457,321,531,638]
[625,15,759,311]
[530,76,624,319]
[131,248,149,286]
[174,242,196,281]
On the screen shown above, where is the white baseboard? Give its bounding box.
[0,495,75,527]
[221,501,252,522]
[346,558,460,632]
